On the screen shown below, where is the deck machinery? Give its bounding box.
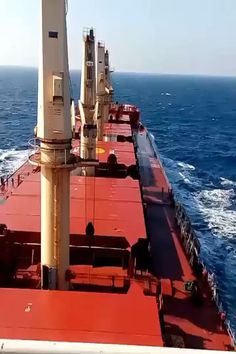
[0,0,234,352]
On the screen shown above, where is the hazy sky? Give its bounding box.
[0,0,236,76]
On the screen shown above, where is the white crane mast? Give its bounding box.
[79,28,98,174]
[105,49,114,103]
[37,0,72,290]
[96,41,110,140]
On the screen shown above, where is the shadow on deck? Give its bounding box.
[163,295,230,350]
[146,204,184,280]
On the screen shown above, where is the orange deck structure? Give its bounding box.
[0,286,162,346]
[0,174,145,242]
[0,105,234,350]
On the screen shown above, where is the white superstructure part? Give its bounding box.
[79,28,98,174]
[37,0,72,290]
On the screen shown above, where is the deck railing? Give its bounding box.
[145,130,236,348]
[175,200,236,347]
[28,138,75,167]
[28,138,99,168]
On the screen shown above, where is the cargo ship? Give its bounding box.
[0,1,235,353]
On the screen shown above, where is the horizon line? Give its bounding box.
[0,64,236,79]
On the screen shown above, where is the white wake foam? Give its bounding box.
[179,172,191,185]
[177,161,195,170]
[0,149,28,177]
[148,137,236,240]
[220,177,236,187]
[176,161,202,189]
[195,189,236,238]
[161,92,172,96]
[198,189,234,208]
[162,157,200,189]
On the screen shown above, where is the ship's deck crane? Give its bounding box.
[104,49,114,107]
[36,0,74,290]
[79,28,98,175]
[96,41,106,140]
[96,44,114,140]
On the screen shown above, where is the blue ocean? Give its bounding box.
[0,67,236,333]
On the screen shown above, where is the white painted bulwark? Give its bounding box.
[0,339,233,354]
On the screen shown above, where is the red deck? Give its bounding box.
[0,285,162,346]
[0,104,233,350]
[73,140,136,165]
[0,109,163,348]
[103,122,132,136]
[0,174,145,245]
